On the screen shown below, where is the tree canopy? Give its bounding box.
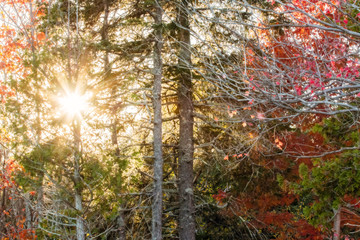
[1,0,360,239]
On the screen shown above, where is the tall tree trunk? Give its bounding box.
[177,1,195,239]
[73,119,85,240]
[102,0,127,238]
[31,0,44,231]
[34,74,44,231]
[152,2,164,240]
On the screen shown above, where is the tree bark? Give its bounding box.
[73,119,85,240]
[177,1,195,239]
[0,149,7,234]
[36,171,44,224]
[333,207,341,240]
[25,193,32,229]
[152,2,164,240]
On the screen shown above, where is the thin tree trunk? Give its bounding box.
[152,1,164,239]
[333,207,341,240]
[0,149,6,234]
[177,1,195,239]
[1,149,6,210]
[112,115,126,240]
[36,171,44,224]
[112,117,126,240]
[25,193,32,229]
[73,119,85,240]
[101,1,127,238]
[31,0,44,231]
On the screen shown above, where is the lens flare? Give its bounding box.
[58,92,88,117]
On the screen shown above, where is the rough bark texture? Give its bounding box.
[152,2,164,240]
[177,1,195,239]
[73,119,85,240]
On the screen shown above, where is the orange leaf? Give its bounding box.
[37,32,46,41]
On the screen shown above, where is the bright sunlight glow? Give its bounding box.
[58,92,89,117]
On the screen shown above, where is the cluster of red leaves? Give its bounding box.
[242,0,360,116]
[343,195,360,209]
[212,189,227,203]
[1,159,21,189]
[0,26,26,89]
[0,2,43,237]
[211,136,327,238]
[216,0,360,238]
[213,121,341,238]
[2,220,36,240]
[0,0,47,90]
[1,160,36,240]
[219,189,324,239]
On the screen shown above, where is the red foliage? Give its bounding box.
[221,190,324,239]
[340,207,360,229]
[0,2,42,238]
[242,0,360,122]
[212,189,227,204]
[0,160,36,240]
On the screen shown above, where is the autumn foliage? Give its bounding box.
[0,159,35,240]
[207,0,360,238]
[0,0,359,238]
[241,0,360,120]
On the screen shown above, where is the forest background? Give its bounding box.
[0,0,360,239]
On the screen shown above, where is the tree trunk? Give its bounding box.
[25,193,32,229]
[102,0,127,238]
[152,2,164,240]
[0,149,7,234]
[333,207,341,240]
[73,119,85,240]
[177,1,195,239]
[36,171,44,224]
[32,0,44,230]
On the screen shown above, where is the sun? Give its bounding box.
[58,92,89,117]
